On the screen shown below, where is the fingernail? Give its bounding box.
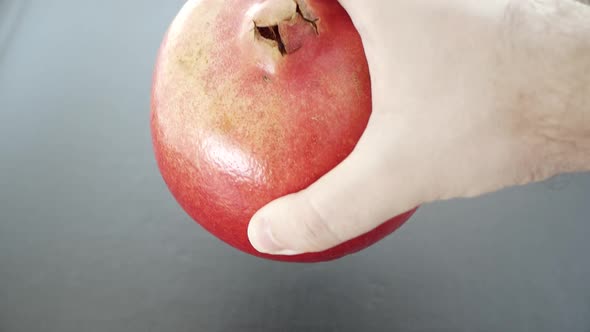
[248,216,301,256]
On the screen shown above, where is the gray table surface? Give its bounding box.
[1,1,589,331]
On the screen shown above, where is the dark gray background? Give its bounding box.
[1,1,589,331]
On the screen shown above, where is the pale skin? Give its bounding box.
[248,0,590,255]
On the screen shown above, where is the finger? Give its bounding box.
[247,131,422,255]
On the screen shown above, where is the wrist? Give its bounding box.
[507,0,590,175]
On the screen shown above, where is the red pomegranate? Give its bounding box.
[151,0,416,262]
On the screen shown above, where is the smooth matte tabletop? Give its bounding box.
[1,1,589,331]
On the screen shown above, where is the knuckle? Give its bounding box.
[296,196,342,252]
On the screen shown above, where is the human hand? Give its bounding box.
[248,0,590,256]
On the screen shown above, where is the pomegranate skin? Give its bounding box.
[151,0,416,262]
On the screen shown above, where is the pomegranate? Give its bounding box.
[151,0,416,262]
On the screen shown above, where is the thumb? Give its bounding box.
[247,140,421,256]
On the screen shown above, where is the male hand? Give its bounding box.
[248,0,590,255]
